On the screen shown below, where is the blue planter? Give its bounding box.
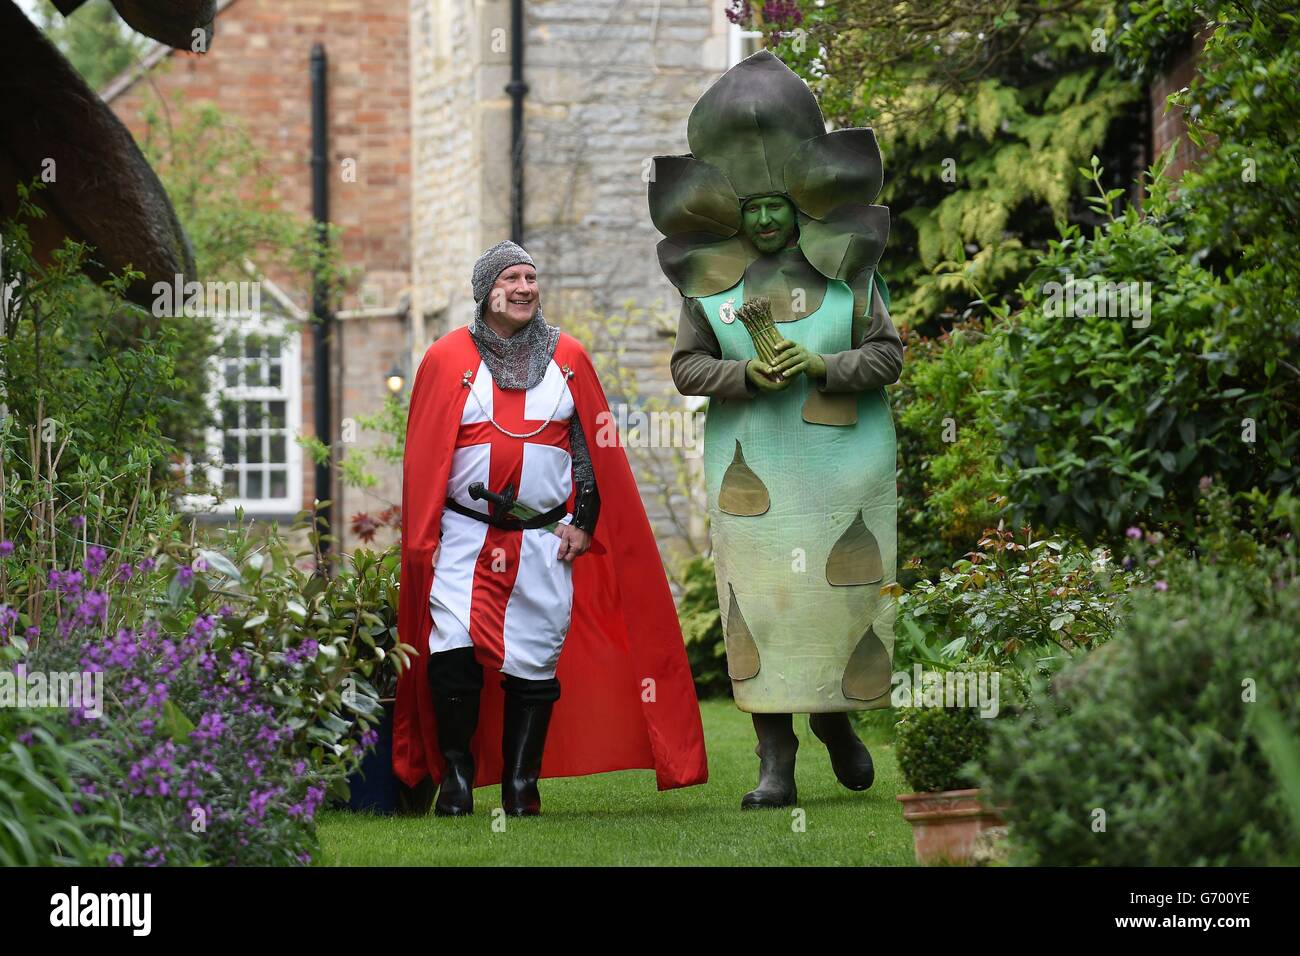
[346,701,398,815]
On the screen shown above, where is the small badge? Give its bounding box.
[719,299,736,325]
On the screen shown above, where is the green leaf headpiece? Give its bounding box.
[648,50,889,312]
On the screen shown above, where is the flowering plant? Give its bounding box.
[1,420,407,865]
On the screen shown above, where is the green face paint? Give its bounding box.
[741,195,797,254]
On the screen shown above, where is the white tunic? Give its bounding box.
[428,358,578,680]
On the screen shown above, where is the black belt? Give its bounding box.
[444,497,568,531]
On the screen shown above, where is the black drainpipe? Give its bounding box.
[310,43,333,565]
[507,0,528,244]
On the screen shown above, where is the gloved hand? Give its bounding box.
[771,339,827,380]
[746,358,792,393]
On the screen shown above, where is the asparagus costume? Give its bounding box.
[654,51,902,804]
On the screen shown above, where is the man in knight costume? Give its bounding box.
[394,241,708,817]
[651,51,904,808]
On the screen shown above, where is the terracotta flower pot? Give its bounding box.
[896,788,1006,865]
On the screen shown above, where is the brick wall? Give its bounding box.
[1149,28,1209,179]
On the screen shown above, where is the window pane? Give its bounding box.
[269,434,286,463]
[247,434,264,464]
[245,361,266,387]
[268,360,282,388]
[269,401,286,428]
[222,470,239,497]
[224,360,240,388]
[221,400,239,430]
[222,434,240,464]
[270,470,287,499]
[245,402,265,430]
[246,470,264,499]
[267,339,281,359]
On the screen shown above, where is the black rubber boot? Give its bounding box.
[432,692,479,816]
[427,648,483,817]
[809,712,875,791]
[741,713,798,810]
[501,676,559,817]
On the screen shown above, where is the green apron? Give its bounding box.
[698,277,898,713]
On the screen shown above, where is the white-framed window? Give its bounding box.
[182,309,303,515]
[728,20,764,66]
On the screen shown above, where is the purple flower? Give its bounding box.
[71,514,86,529]
[175,566,195,588]
[1125,527,1142,540]
[84,545,108,575]
[1154,580,1168,592]
[0,539,13,556]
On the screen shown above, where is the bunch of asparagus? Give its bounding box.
[736,296,785,381]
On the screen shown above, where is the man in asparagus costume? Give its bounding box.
[652,51,903,808]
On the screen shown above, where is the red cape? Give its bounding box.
[393,326,709,791]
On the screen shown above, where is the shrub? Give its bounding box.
[895,704,990,794]
[0,698,124,867]
[896,525,1138,674]
[994,1,1300,541]
[1,403,406,864]
[894,324,1008,575]
[982,546,1300,865]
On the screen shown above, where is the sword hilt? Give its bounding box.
[468,481,516,516]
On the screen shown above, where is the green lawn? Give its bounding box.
[317,699,917,866]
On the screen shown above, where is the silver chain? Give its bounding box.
[463,366,574,439]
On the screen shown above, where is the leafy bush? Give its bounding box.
[895,704,990,794]
[983,545,1300,865]
[993,1,1300,540]
[897,525,1137,674]
[0,699,123,866]
[1,399,407,864]
[895,324,1008,573]
[1,191,214,495]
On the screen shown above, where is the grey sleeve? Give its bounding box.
[569,415,594,485]
[669,296,756,400]
[817,281,905,393]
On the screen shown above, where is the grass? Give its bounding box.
[316,699,917,866]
